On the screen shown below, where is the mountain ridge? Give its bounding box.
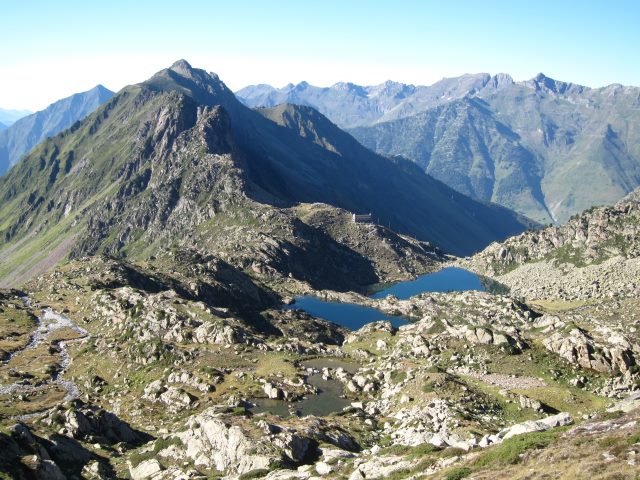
[237,72,506,128]
[0,107,32,126]
[0,60,530,288]
[0,84,114,176]
[238,73,640,224]
[1,61,639,480]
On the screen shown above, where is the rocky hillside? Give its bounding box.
[461,188,640,301]
[1,178,639,480]
[0,61,530,290]
[0,85,114,176]
[1,246,638,478]
[0,169,638,479]
[239,74,640,224]
[1,61,639,480]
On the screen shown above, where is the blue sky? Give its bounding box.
[2,0,639,110]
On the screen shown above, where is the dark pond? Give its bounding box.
[286,267,485,330]
[248,359,358,417]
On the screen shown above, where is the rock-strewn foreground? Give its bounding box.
[1,192,640,479]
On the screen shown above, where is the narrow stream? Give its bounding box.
[0,307,89,404]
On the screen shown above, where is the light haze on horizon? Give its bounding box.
[2,0,639,111]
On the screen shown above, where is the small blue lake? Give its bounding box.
[370,266,485,299]
[287,267,485,330]
[286,296,407,330]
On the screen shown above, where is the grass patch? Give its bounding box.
[380,442,440,458]
[628,431,640,445]
[254,353,299,379]
[529,298,591,313]
[510,385,608,417]
[129,437,182,467]
[444,467,472,480]
[390,370,407,384]
[239,469,270,479]
[342,331,395,356]
[474,429,560,467]
[0,304,37,353]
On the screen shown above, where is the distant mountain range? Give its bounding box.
[237,74,499,128]
[0,121,6,132]
[0,108,32,126]
[238,74,640,223]
[0,60,530,285]
[0,85,114,176]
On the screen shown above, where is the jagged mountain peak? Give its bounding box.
[528,72,587,95]
[367,80,416,99]
[487,73,514,89]
[145,60,237,111]
[170,58,194,73]
[156,59,220,84]
[93,84,111,93]
[236,74,504,128]
[331,81,367,94]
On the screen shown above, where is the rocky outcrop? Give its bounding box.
[173,409,314,475]
[0,422,122,480]
[0,424,66,480]
[264,382,284,399]
[462,190,640,300]
[43,400,150,446]
[130,459,164,480]
[193,322,244,345]
[543,328,636,373]
[143,381,198,412]
[607,392,640,413]
[449,324,526,351]
[499,412,573,440]
[167,370,218,393]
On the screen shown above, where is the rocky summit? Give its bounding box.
[0,61,639,480]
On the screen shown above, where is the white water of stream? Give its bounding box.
[0,306,89,410]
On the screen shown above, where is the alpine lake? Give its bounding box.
[249,267,491,417]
